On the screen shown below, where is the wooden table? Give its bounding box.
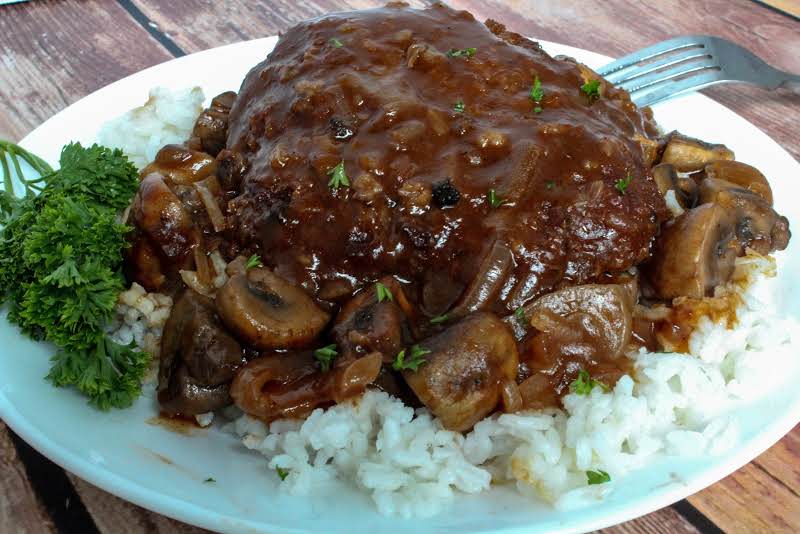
[1,1,799,532]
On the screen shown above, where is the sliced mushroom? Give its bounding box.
[332,277,414,363]
[401,312,519,432]
[652,163,695,217]
[230,351,382,421]
[158,289,244,415]
[141,144,218,185]
[660,132,734,172]
[702,160,773,205]
[645,203,739,299]
[216,268,330,349]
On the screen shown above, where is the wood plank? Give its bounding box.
[752,425,800,496]
[757,0,800,18]
[597,506,701,534]
[444,0,800,162]
[688,457,800,533]
[0,423,55,534]
[130,0,429,54]
[66,474,210,534]
[0,0,174,142]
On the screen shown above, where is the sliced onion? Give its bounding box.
[194,179,226,232]
[179,270,211,296]
[450,240,513,316]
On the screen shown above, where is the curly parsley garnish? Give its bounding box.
[375,281,393,303]
[0,142,145,410]
[393,345,431,372]
[314,344,338,372]
[430,313,449,325]
[329,37,344,48]
[530,76,544,113]
[586,469,611,485]
[487,189,505,208]
[327,160,350,191]
[514,307,527,328]
[276,467,290,481]
[581,79,602,102]
[454,100,465,113]
[446,47,476,58]
[570,370,608,395]
[615,174,633,195]
[245,254,263,271]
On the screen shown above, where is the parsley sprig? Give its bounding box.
[430,313,449,325]
[615,174,633,195]
[327,160,350,191]
[581,79,602,102]
[487,189,505,208]
[393,345,431,372]
[454,100,465,113]
[586,469,611,485]
[375,281,393,303]
[314,344,338,372]
[446,47,476,58]
[569,370,608,395]
[276,467,290,480]
[245,254,263,271]
[530,76,544,113]
[329,37,343,48]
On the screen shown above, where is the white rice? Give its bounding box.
[229,255,797,518]
[102,88,798,519]
[97,86,204,169]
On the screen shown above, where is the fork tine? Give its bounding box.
[604,48,709,84]
[630,70,727,107]
[596,35,707,77]
[617,58,718,92]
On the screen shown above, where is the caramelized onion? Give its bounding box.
[194,178,226,232]
[230,352,382,421]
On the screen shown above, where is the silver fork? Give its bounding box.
[597,35,800,107]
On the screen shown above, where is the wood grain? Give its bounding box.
[0,0,173,142]
[66,474,210,534]
[598,506,701,534]
[0,424,54,534]
[130,0,428,54]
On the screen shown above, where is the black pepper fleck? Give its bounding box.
[432,179,461,208]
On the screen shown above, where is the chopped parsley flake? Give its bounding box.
[570,370,608,395]
[329,37,344,48]
[393,345,431,372]
[514,307,527,326]
[586,469,611,485]
[487,189,505,208]
[615,174,633,195]
[581,79,602,101]
[446,47,476,58]
[530,76,544,113]
[454,100,465,113]
[430,314,449,324]
[203,477,216,483]
[546,181,555,190]
[314,344,338,372]
[276,467,290,481]
[375,282,393,303]
[245,254,262,271]
[327,160,350,191]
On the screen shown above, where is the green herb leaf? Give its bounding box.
[204,477,216,483]
[375,281,393,303]
[546,181,555,190]
[446,47,476,58]
[245,254,263,271]
[615,174,633,195]
[329,37,344,48]
[0,142,145,410]
[569,370,608,396]
[314,344,339,372]
[487,189,505,208]
[327,160,350,191]
[429,313,449,324]
[586,469,611,485]
[276,467,290,480]
[514,307,527,327]
[392,345,431,372]
[530,76,544,113]
[581,79,602,101]
[454,100,465,113]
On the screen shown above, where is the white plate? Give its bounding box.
[2,37,800,534]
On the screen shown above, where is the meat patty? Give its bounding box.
[224,3,667,314]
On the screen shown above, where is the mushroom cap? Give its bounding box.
[401,312,518,432]
[646,203,738,299]
[660,132,734,172]
[703,160,772,205]
[216,268,330,350]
